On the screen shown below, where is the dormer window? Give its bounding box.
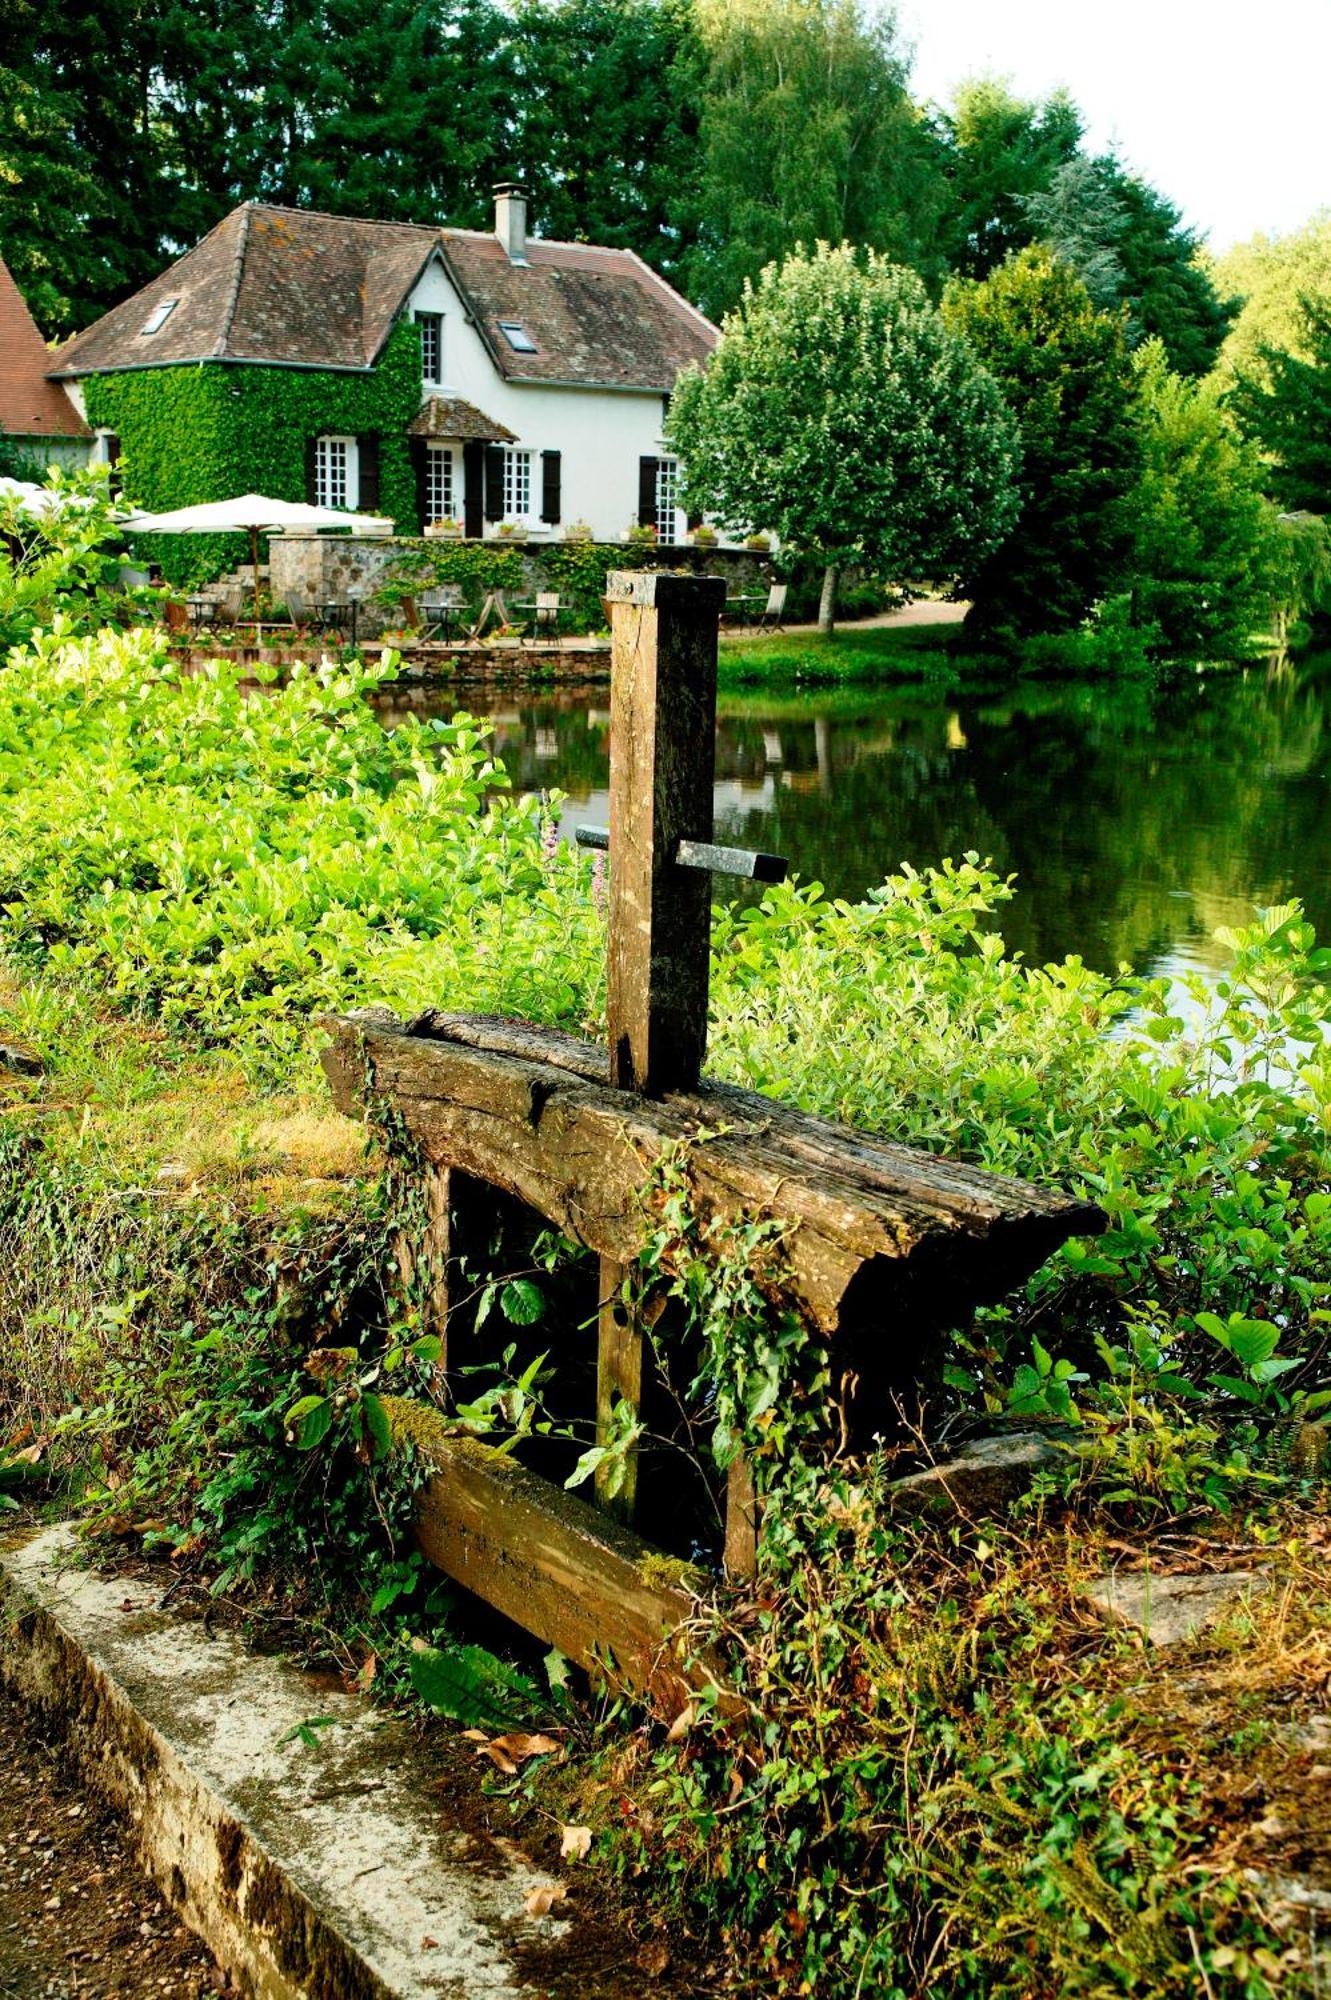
[140,299,178,336]
[498,321,537,354]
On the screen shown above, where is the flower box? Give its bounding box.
[424,519,464,539]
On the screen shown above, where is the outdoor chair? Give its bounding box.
[283,587,311,633]
[756,582,788,633]
[163,598,190,635]
[218,585,244,625]
[521,592,563,645]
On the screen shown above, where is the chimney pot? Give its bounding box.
[493,182,529,265]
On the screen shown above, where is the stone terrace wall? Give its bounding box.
[268,537,775,639]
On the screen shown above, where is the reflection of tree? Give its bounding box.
[412,659,1331,974]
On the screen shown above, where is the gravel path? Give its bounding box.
[0,1687,222,1997]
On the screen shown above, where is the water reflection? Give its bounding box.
[382,656,1331,983]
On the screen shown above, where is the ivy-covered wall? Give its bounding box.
[84,323,423,587]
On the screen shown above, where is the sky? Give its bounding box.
[899,0,1331,251]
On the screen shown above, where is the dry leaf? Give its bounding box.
[636,1939,671,1977]
[491,1732,562,1762]
[665,1702,695,1744]
[524,1882,568,1918]
[559,1824,592,1862]
[461,1728,488,1742]
[420,1937,438,1952]
[727,1765,744,1804]
[479,1744,520,1775]
[353,1653,377,1694]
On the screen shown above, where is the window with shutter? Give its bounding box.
[638,455,659,528]
[540,450,561,525]
[314,436,359,509]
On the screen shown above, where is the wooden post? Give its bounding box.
[724,1453,759,1579]
[596,1255,643,1523]
[604,570,727,1097]
[394,1165,452,1393]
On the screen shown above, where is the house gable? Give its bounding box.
[0,259,88,440]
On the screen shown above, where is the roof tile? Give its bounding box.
[0,259,88,438]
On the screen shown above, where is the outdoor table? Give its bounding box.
[186,597,217,626]
[723,594,765,628]
[512,599,563,641]
[317,601,363,645]
[420,598,462,642]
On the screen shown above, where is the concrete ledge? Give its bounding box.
[0,1525,592,1998]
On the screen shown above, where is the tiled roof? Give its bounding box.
[409,395,516,442]
[50,204,716,394]
[0,259,88,438]
[437,232,716,390]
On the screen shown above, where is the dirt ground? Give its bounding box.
[0,1685,224,1999]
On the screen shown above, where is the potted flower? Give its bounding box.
[625,520,658,549]
[424,516,464,540]
[690,523,718,549]
[744,531,771,553]
[562,520,594,543]
[496,519,529,545]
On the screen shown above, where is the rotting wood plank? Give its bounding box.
[322,1009,1105,1363]
[385,1400,723,1718]
[596,1255,644,1524]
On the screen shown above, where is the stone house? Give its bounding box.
[0,258,90,470]
[47,186,721,549]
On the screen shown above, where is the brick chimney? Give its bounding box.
[493,183,529,265]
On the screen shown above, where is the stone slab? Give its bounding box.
[887,1432,1063,1517]
[0,1524,600,1999]
[1083,1568,1273,1647]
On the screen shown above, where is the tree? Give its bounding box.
[1021,156,1126,310]
[936,79,1082,280]
[508,0,701,284]
[681,0,948,321]
[1208,212,1331,389]
[1126,341,1274,659]
[1113,175,1232,378]
[1229,292,1331,513]
[0,66,107,335]
[944,248,1141,640]
[666,243,1020,633]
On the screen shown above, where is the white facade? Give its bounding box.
[401,253,695,547]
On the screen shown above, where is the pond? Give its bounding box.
[386,654,1331,987]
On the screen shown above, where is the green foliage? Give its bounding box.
[1229,292,1331,513]
[622,1461,1303,1997]
[668,243,1020,628]
[0,631,603,1080]
[945,248,1143,641]
[937,79,1084,280]
[1209,211,1331,391]
[682,0,946,320]
[82,324,422,587]
[0,467,146,651]
[1125,341,1276,659]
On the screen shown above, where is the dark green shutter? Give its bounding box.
[409,437,430,528]
[463,442,485,537]
[638,455,658,528]
[484,444,506,521]
[540,450,561,525]
[357,433,380,512]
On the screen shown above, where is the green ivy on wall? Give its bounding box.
[84,323,423,587]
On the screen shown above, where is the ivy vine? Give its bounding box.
[84,323,424,587]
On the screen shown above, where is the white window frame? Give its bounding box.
[656,456,681,545]
[416,310,443,386]
[424,442,454,523]
[503,447,533,520]
[315,434,359,510]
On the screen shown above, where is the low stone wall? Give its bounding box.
[268,536,775,639]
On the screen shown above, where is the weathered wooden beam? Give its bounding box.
[385,1400,719,1718]
[604,571,727,1096]
[596,1255,643,1524]
[724,1455,759,1580]
[323,1010,1105,1375]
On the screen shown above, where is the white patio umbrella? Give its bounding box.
[122,493,393,619]
[0,477,102,522]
